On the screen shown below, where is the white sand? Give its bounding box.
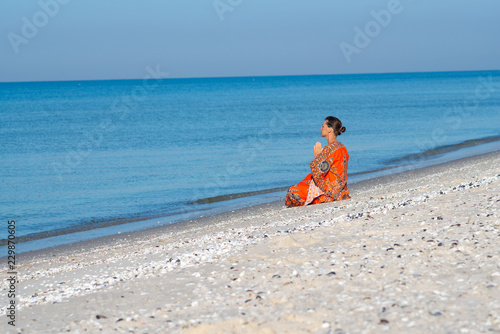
[1,151,499,333]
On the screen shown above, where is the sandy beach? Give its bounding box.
[1,150,499,333]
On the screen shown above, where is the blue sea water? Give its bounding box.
[1,71,499,252]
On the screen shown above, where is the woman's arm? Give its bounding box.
[310,143,342,197]
[310,143,337,194]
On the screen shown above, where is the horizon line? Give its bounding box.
[1,68,499,84]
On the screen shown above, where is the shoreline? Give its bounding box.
[1,150,499,333]
[6,138,500,254]
[11,149,500,263]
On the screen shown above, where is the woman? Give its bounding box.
[285,116,350,207]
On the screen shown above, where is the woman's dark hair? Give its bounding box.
[325,116,346,136]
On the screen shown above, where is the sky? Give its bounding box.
[1,0,499,82]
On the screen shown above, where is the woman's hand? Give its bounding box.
[314,142,322,157]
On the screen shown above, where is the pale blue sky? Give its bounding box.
[1,0,499,82]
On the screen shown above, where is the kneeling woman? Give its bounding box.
[286,116,350,207]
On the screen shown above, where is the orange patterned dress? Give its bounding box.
[285,141,350,207]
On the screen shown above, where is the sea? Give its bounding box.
[1,70,500,254]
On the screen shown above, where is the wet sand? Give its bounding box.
[1,151,499,333]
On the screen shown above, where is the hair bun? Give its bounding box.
[340,126,346,133]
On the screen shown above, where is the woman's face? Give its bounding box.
[320,120,330,137]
